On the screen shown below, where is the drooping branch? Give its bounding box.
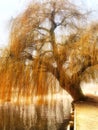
[80,64,98,83]
[2,0,95,102]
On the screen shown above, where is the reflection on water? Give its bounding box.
[0,95,72,130]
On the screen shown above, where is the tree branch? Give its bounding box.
[38,26,50,32]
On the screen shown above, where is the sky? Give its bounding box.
[0,0,29,48]
[0,0,98,48]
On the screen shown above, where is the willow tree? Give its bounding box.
[0,0,98,102]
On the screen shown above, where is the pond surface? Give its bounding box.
[0,96,71,130]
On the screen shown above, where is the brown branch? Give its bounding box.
[80,63,98,81]
[38,27,50,32]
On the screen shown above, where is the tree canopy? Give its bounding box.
[0,0,98,103]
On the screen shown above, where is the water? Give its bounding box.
[0,96,71,130]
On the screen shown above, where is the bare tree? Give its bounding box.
[0,0,98,102]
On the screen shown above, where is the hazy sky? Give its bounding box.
[0,0,98,48]
[0,0,28,47]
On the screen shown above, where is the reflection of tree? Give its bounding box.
[0,0,98,103]
[0,102,71,130]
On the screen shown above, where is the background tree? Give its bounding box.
[0,0,98,102]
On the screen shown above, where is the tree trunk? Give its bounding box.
[66,84,86,101]
[60,82,86,101]
[59,69,86,101]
